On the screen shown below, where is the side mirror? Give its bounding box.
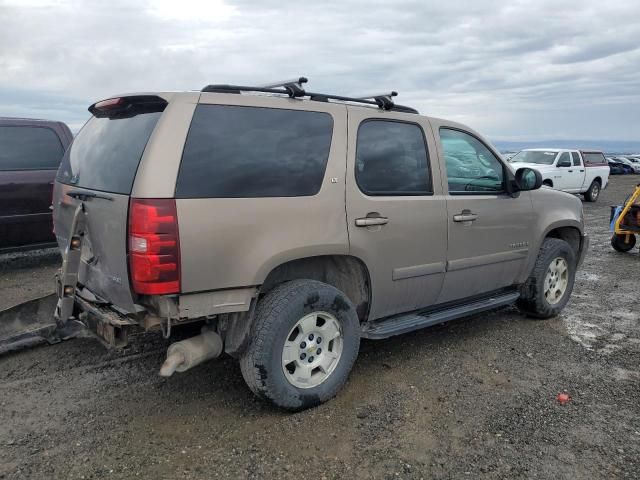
[557,160,572,168]
[515,167,543,191]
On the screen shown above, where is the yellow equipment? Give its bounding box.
[611,184,640,252]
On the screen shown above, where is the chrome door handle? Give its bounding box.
[453,211,478,222]
[355,216,389,227]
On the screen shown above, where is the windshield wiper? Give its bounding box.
[66,190,113,201]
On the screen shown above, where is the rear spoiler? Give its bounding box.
[88,95,167,119]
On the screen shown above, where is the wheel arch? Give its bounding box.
[545,225,582,258]
[542,179,553,187]
[520,221,584,284]
[260,255,372,323]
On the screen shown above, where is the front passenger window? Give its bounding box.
[557,152,571,167]
[439,128,504,194]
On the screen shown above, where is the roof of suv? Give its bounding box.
[101,77,421,119]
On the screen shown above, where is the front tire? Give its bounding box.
[583,180,601,202]
[240,280,360,411]
[517,238,576,319]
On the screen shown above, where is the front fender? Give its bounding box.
[518,189,584,282]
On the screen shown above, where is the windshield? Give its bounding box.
[510,150,558,165]
[56,109,163,194]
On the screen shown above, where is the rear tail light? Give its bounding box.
[128,198,181,295]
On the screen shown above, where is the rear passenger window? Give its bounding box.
[0,126,63,170]
[176,105,333,198]
[355,120,431,196]
[571,152,581,166]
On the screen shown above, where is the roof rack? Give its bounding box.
[201,77,418,114]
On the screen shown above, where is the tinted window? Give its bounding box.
[176,105,333,198]
[583,152,606,165]
[571,152,581,166]
[440,128,504,194]
[557,152,571,166]
[355,120,431,195]
[56,111,162,194]
[0,126,63,170]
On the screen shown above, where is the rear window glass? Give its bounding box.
[56,112,162,194]
[175,105,333,198]
[583,152,606,165]
[0,126,63,170]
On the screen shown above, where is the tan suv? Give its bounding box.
[52,78,588,410]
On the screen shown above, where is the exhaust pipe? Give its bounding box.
[159,327,223,377]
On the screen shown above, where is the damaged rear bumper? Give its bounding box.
[73,295,140,348]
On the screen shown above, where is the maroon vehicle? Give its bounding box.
[0,117,73,252]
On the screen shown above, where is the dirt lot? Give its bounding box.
[1,177,638,480]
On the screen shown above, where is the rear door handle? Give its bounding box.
[453,211,478,222]
[355,216,389,227]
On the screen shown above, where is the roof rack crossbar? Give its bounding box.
[200,80,418,114]
[354,91,398,110]
[258,77,308,97]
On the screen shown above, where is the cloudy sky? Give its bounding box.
[1,0,639,141]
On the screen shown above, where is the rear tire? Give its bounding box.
[240,280,360,411]
[611,233,636,252]
[583,180,600,202]
[517,238,576,319]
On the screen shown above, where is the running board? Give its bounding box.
[361,290,520,340]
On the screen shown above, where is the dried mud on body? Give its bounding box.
[1,176,639,479]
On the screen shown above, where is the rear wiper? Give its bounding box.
[66,190,113,201]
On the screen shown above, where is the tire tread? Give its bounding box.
[517,238,576,319]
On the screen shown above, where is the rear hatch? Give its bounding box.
[53,96,167,313]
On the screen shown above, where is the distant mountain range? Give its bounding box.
[493,140,640,155]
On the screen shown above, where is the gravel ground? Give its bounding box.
[0,176,639,480]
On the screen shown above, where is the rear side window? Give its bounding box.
[571,152,581,166]
[355,120,431,196]
[56,111,162,194]
[176,105,333,198]
[583,152,606,165]
[0,126,63,170]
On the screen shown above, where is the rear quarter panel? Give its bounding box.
[584,165,609,190]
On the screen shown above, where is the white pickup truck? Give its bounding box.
[509,148,609,202]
